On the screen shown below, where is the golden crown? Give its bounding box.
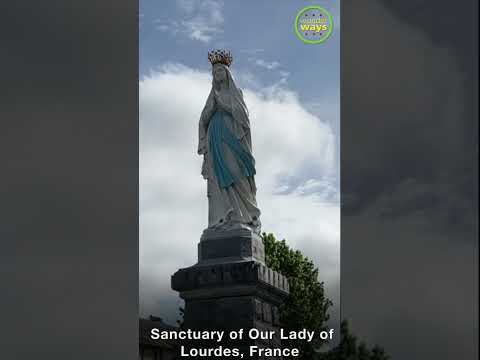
[208,49,233,67]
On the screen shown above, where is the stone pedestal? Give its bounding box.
[171,229,289,359]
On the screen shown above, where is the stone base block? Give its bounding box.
[171,260,289,302]
[198,228,265,264]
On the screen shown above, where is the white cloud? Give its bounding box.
[246,59,290,89]
[253,59,281,70]
[154,0,224,43]
[240,48,265,55]
[139,64,339,325]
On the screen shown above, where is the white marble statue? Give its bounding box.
[198,50,261,234]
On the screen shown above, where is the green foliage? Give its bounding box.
[177,307,185,329]
[320,321,389,360]
[263,233,389,360]
[262,232,332,359]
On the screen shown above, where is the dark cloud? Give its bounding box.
[382,0,477,74]
[342,0,476,231]
[341,0,477,359]
[1,1,138,359]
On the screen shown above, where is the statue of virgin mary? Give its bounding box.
[198,50,261,234]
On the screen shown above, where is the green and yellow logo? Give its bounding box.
[295,6,333,44]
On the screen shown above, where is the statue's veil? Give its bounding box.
[202,63,251,144]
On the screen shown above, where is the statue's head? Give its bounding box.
[206,49,246,113]
[208,49,233,85]
[213,63,227,83]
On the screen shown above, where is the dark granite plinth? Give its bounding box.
[171,231,289,359]
[172,261,289,302]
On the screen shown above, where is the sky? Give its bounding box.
[139,0,341,333]
[340,1,477,359]
[0,1,475,360]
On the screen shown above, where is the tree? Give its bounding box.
[319,321,389,360]
[262,232,332,359]
[262,233,389,360]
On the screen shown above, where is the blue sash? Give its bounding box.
[209,110,256,188]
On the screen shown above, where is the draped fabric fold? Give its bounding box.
[209,110,256,189]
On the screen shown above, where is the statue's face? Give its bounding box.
[213,65,227,82]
